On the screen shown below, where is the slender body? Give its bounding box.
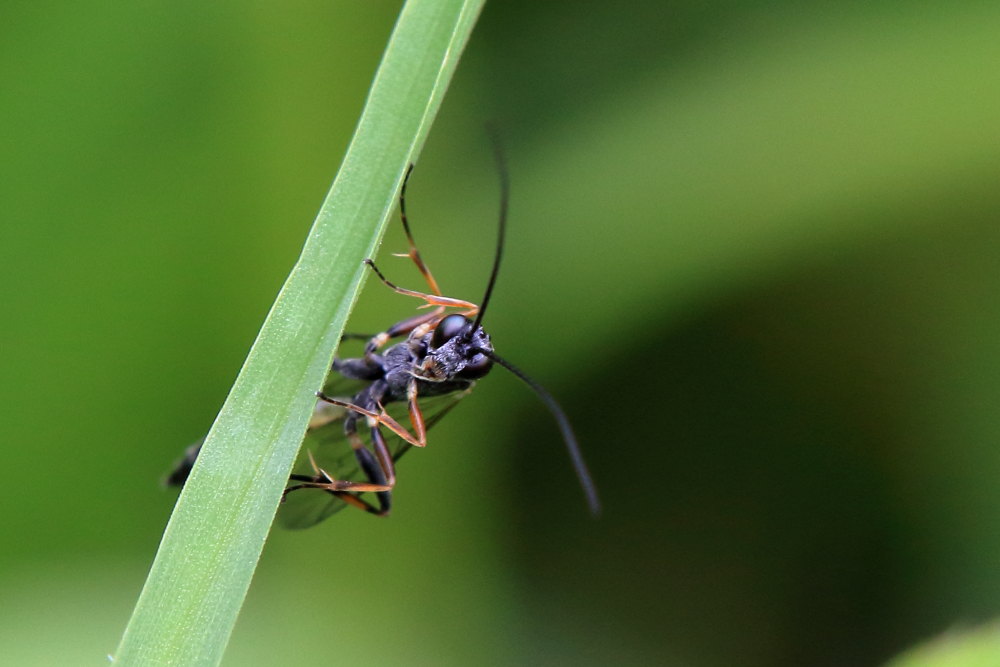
[168,151,601,520]
[293,311,495,516]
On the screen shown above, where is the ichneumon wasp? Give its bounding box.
[167,148,601,524]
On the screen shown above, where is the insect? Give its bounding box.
[167,151,601,524]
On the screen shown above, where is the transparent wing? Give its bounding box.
[277,373,467,529]
[165,347,471,528]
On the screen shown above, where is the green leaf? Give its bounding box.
[113,1,485,664]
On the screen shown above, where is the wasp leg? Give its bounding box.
[284,481,386,515]
[332,491,384,514]
[340,332,376,341]
[354,308,446,367]
[366,421,395,514]
[332,355,384,381]
[333,331,389,380]
[284,415,392,516]
[315,378,434,450]
[284,415,397,497]
[342,308,439,353]
[406,378,428,448]
[399,380,475,451]
[283,482,384,515]
[316,392,427,448]
[288,383,426,516]
[336,302,449,377]
[340,413,396,515]
[363,258,478,314]
[337,308,448,373]
[284,470,390,494]
[392,164,443,297]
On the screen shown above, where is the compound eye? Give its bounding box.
[431,314,469,349]
[459,353,493,379]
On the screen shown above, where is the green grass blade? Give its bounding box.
[113,1,485,664]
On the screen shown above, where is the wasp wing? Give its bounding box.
[165,359,469,528]
[277,375,467,529]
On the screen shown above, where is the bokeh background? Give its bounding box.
[4,1,1000,665]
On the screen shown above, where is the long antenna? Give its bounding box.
[470,133,509,332]
[479,349,602,517]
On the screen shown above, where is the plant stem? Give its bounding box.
[113,1,485,664]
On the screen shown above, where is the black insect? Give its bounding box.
[167,153,601,524]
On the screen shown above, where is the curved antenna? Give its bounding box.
[470,134,509,332]
[479,349,602,517]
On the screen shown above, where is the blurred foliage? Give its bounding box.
[3,1,1000,665]
[886,624,1000,667]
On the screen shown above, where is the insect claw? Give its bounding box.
[316,391,340,405]
[306,449,322,474]
[303,450,337,486]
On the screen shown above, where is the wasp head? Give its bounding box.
[420,313,493,381]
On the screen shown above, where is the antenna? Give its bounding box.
[470,133,509,332]
[479,349,602,517]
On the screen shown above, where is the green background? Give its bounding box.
[4,2,1000,665]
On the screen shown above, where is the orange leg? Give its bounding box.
[361,308,445,361]
[284,410,400,515]
[392,164,443,297]
[316,378,435,452]
[406,379,428,447]
[289,447,394,494]
[293,384,474,516]
[316,391,427,448]
[283,481,387,516]
[363,259,478,315]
